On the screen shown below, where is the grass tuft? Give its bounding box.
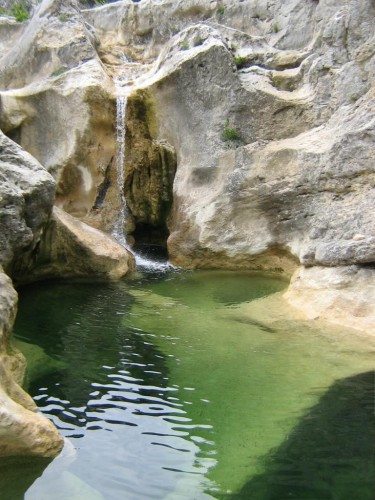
[222,119,242,142]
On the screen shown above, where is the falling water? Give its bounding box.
[113,94,128,247]
[113,92,175,271]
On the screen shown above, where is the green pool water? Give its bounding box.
[4,268,375,499]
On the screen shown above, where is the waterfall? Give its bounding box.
[113,91,175,272]
[113,94,128,247]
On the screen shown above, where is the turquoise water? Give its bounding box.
[5,268,375,499]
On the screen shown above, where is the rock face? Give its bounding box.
[124,90,177,245]
[23,206,135,283]
[0,131,55,277]
[0,0,118,230]
[83,0,374,332]
[0,132,62,457]
[78,0,375,277]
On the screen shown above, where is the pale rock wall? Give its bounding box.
[83,0,374,332]
[0,0,118,227]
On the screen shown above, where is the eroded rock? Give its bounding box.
[21,206,135,283]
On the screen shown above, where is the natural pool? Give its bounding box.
[3,268,375,499]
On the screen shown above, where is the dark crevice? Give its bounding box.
[92,159,113,210]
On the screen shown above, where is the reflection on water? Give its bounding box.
[8,269,375,499]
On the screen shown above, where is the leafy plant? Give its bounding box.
[193,36,205,47]
[271,74,295,92]
[272,22,280,33]
[0,1,30,21]
[11,1,30,22]
[59,12,71,22]
[217,6,225,15]
[181,40,189,50]
[222,119,241,142]
[234,55,247,69]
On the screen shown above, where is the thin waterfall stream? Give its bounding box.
[113,94,128,248]
[113,91,174,271]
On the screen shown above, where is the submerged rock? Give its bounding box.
[284,265,375,335]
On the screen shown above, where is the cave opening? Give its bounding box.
[130,222,170,261]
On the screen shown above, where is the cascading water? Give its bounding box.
[113,94,128,247]
[113,92,174,271]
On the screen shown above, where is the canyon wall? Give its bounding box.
[85,0,374,332]
[0,0,374,454]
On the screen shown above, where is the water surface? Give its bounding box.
[6,268,375,499]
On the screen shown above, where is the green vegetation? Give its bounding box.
[272,22,280,33]
[234,55,247,69]
[217,6,225,15]
[181,40,189,51]
[193,36,205,47]
[222,119,242,142]
[51,66,68,78]
[0,1,30,22]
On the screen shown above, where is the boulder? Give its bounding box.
[21,206,135,283]
[0,130,55,276]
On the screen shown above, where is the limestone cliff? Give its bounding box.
[84,0,374,332]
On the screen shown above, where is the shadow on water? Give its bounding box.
[229,370,375,500]
[0,456,51,500]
